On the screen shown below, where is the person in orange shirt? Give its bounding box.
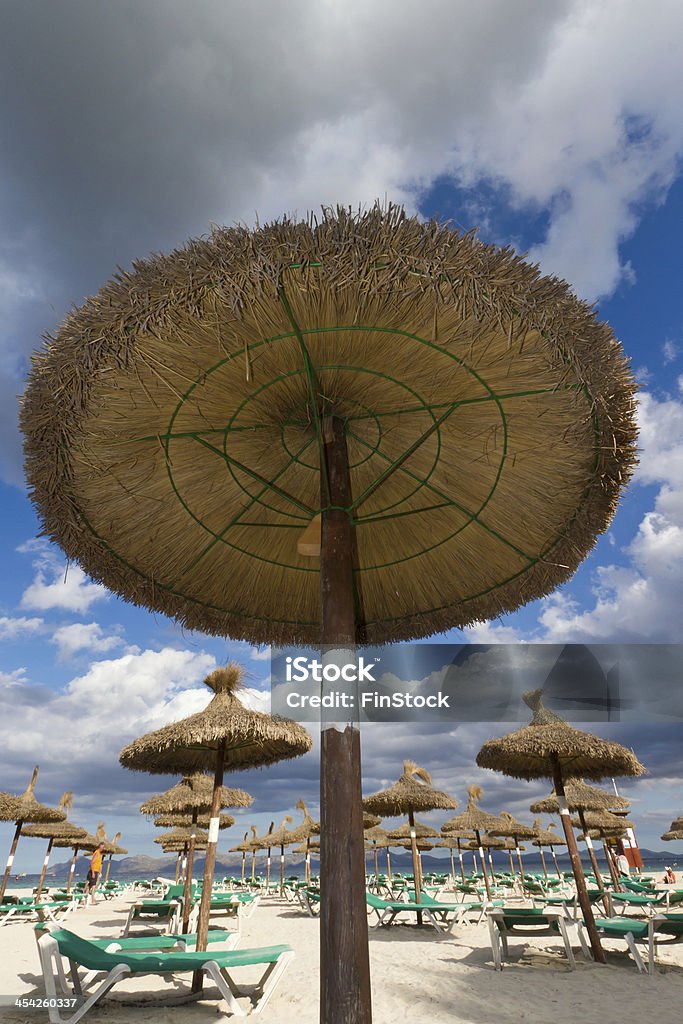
[86,843,105,904]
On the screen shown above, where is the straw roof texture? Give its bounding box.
[120,665,312,774]
[153,812,235,829]
[363,813,381,829]
[571,810,634,832]
[294,839,320,854]
[229,829,256,853]
[21,820,88,842]
[363,761,457,817]
[364,825,389,843]
[287,799,320,842]
[441,785,502,834]
[163,838,208,852]
[463,834,507,850]
[154,826,209,845]
[19,793,80,840]
[530,820,566,847]
[385,821,441,840]
[67,823,106,852]
[22,204,638,647]
[530,778,631,814]
[140,773,253,814]
[436,835,473,849]
[662,830,683,842]
[391,838,435,851]
[0,767,67,825]
[488,810,537,839]
[256,816,294,849]
[476,689,646,781]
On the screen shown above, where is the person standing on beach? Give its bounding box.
[86,843,105,904]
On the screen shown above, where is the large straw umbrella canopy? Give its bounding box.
[0,767,67,901]
[476,688,645,962]
[120,664,311,950]
[22,204,638,1024]
[153,812,234,829]
[364,760,456,904]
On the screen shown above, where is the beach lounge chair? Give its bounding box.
[120,885,191,937]
[365,892,486,933]
[0,900,76,928]
[609,891,670,915]
[36,926,294,1022]
[586,912,683,974]
[487,907,585,970]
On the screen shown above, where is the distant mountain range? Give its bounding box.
[22,845,677,885]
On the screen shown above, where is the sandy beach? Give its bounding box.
[2,883,683,1024]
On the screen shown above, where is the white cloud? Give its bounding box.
[534,390,683,641]
[249,647,271,662]
[18,542,109,613]
[662,339,679,364]
[49,621,135,660]
[0,615,43,640]
[1,647,217,765]
[0,667,28,685]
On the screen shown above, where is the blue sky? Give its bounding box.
[1,1,682,870]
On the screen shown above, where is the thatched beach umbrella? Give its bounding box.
[438,824,475,883]
[386,821,441,893]
[229,829,254,884]
[662,829,683,842]
[20,794,86,900]
[120,664,311,952]
[256,816,296,895]
[288,800,320,885]
[530,819,566,879]
[441,785,503,899]
[67,823,106,893]
[0,767,67,901]
[141,770,252,930]
[101,831,129,885]
[364,761,456,905]
[573,809,634,891]
[489,811,537,887]
[364,825,388,883]
[22,203,638,1023]
[250,821,276,886]
[477,688,645,962]
[531,777,630,893]
[436,835,471,882]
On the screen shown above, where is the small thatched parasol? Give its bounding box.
[155,826,209,846]
[140,773,253,815]
[0,767,67,901]
[141,769,251,931]
[364,824,388,883]
[477,689,645,962]
[120,664,311,951]
[530,819,566,879]
[153,812,235,829]
[66,823,106,893]
[22,204,638,1024]
[363,813,381,830]
[229,829,254,885]
[435,834,473,883]
[20,793,84,899]
[488,810,537,885]
[287,800,320,885]
[530,778,630,893]
[662,829,683,842]
[254,816,296,895]
[363,761,456,904]
[441,785,503,898]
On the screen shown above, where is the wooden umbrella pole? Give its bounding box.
[449,849,455,882]
[241,851,245,884]
[507,849,515,876]
[408,808,422,907]
[475,830,492,900]
[279,843,285,897]
[104,854,113,886]
[549,845,562,879]
[35,837,54,901]
[539,848,549,881]
[515,842,527,893]
[174,850,181,883]
[578,810,605,892]
[306,837,311,885]
[386,850,391,884]
[0,820,23,901]
[66,845,79,893]
[267,846,272,887]
[603,839,622,891]
[182,810,199,933]
[319,414,372,1024]
[551,759,605,963]
[251,848,256,882]
[456,839,466,883]
[194,744,225,955]
[373,845,379,886]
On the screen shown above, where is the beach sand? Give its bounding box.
[2,886,683,1024]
